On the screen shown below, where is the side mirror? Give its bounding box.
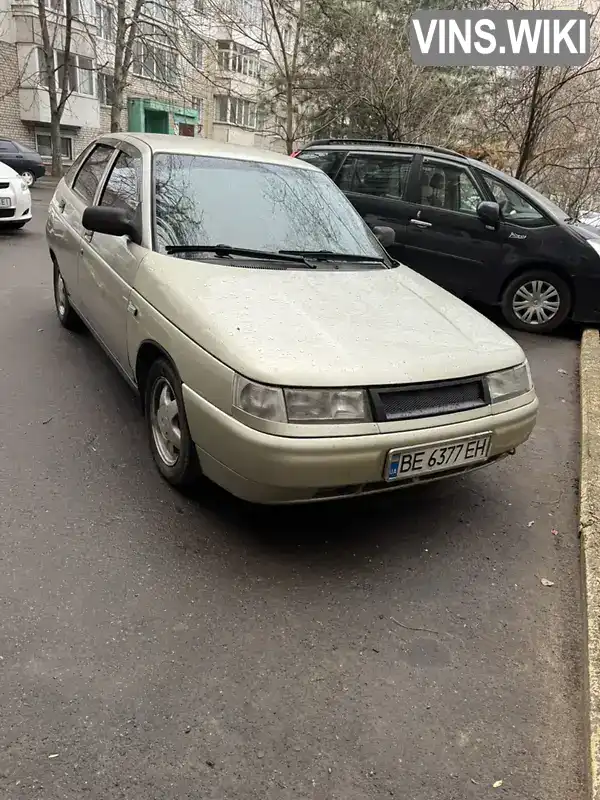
[373,225,395,247]
[82,205,142,245]
[477,201,501,229]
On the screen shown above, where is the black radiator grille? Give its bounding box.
[0,208,15,218]
[371,378,487,422]
[0,182,10,189]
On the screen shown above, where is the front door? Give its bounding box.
[401,156,503,299]
[335,151,415,262]
[78,145,146,375]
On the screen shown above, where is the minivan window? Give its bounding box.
[153,153,385,260]
[419,161,484,213]
[72,144,114,204]
[480,173,549,228]
[338,154,411,199]
[297,150,343,178]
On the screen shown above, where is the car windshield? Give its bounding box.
[152,153,385,261]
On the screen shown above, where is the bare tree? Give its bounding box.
[37,0,75,176]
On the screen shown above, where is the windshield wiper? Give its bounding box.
[164,244,315,266]
[279,249,387,264]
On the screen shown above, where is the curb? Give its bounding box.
[581,327,600,799]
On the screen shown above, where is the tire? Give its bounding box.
[21,170,35,187]
[53,259,83,331]
[145,358,200,489]
[501,269,571,334]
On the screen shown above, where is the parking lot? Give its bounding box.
[0,190,585,799]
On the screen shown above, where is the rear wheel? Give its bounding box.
[21,170,35,187]
[501,270,571,333]
[53,260,83,331]
[145,358,200,488]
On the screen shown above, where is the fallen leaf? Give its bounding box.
[551,529,558,536]
[557,368,568,375]
[527,520,535,527]
[540,578,554,587]
[493,779,503,788]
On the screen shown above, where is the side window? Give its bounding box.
[72,144,114,204]
[64,144,94,187]
[480,173,548,228]
[338,154,411,199]
[419,160,484,213]
[0,140,17,152]
[99,149,142,214]
[297,150,343,178]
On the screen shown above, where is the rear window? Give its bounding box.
[296,149,343,178]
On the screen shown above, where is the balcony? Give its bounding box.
[19,87,100,128]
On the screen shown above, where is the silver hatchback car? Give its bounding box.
[46,133,538,504]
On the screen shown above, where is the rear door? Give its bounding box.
[334,151,414,262]
[400,156,504,299]
[0,140,23,172]
[48,142,115,305]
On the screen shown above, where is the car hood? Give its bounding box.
[134,256,525,387]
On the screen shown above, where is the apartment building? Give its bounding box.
[0,0,284,170]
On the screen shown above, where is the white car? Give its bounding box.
[0,161,32,229]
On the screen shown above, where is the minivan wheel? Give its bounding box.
[501,270,571,333]
[53,261,83,331]
[145,358,199,488]
[21,170,35,187]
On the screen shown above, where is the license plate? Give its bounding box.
[0,198,12,207]
[385,434,492,481]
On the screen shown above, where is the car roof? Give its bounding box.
[0,161,18,178]
[97,132,317,171]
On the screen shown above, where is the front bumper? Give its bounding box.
[183,385,538,504]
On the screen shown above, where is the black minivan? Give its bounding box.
[292,139,600,333]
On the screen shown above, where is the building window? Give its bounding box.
[36,132,73,160]
[133,25,178,83]
[98,73,114,105]
[48,0,80,16]
[37,49,95,96]
[217,41,259,78]
[95,3,114,41]
[144,1,175,26]
[214,95,256,128]
[191,96,204,124]
[192,39,204,70]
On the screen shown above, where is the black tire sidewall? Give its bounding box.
[145,358,198,487]
[502,270,571,333]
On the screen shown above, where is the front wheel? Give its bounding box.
[501,270,571,333]
[145,358,200,489]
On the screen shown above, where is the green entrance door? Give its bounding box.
[144,109,169,133]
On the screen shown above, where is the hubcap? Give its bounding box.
[512,280,561,326]
[150,378,181,467]
[55,271,67,318]
[22,171,34,187]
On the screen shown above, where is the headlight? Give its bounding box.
[284,388,369,422]
[232,375,370,423]
[487,362,532,404]
[588,239,600,258]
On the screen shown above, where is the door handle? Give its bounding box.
[409,218,432,229]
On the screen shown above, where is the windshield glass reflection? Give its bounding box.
[153,154,383,260]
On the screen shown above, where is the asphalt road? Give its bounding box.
[0,191,584,800]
